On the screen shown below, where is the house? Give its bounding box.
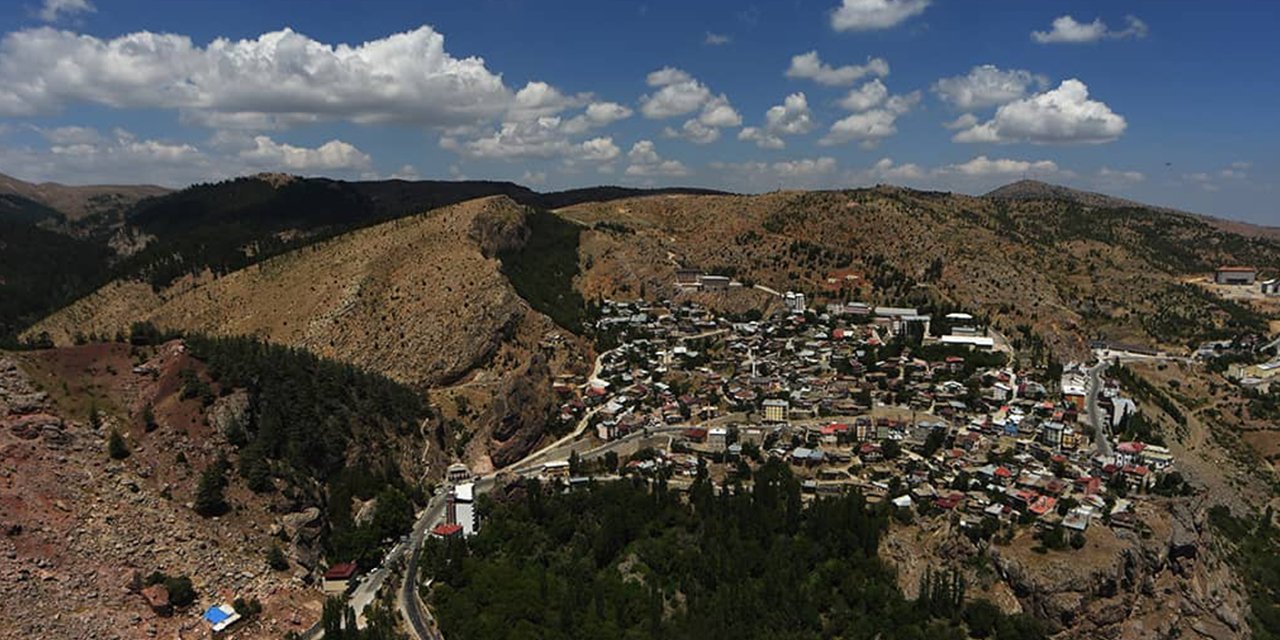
[446,462,471,484]
[762,398,789,423]
[783,291,807,314]
[707,427,728,451]
[699,274,731,291]
[203,604,243,635]
[431,522,464,540]
[1215,266,1257,285]
[448,482,479,536]
[941,335,995,351]
[675,268,702,286]
[323,563,358,595]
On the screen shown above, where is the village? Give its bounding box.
[505,272,1192,548]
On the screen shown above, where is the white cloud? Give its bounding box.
[0,25,530,129]
[509,81,585,122]
[931,65,1047,110]
[711,157,838,189]
[820,91,920,148]
[389,164,420,180]
[1032,15,1148,44]
[578,137,622,162]
[943,113,978,130]
[443,114,624,165]
[938,155,1062,178]
[785,51,889,86]
[839,79,889,111]
[520,170,548,185]
[625,140,690,177]
[664,119,721,145]
[698,94,742,127]
[831,0,930,32]
[646,67,693,87]
[639,68,713,118]
[845,157,927,184]
[239,136,373,171]
[0,126,213,186]
[705,32,731,45]
[561,101,633,135]
[739,92,815,149]
[951,79,1126,145]
[640,69,740,142]
[36,124,104,145]
[1097,166,1145,183]
[38,0,94,23]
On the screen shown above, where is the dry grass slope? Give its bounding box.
[28,196,532,388]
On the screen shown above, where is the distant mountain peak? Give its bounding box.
[983,179,1142,209]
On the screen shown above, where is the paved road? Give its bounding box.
[1086,360,1112,459]
[398,491,449,640]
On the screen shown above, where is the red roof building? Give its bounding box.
[431,523,464,539]
[323,562,358,581]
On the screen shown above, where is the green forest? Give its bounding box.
[421,461,1045,640]
[184,334,425,563]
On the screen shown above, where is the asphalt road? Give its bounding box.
[1086,360,1112,459]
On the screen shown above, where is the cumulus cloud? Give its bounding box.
[239,136,373,171]
[831,0,930,32]
[520,170,548,185]
[664,119,721,145]
[951,79,1126,144]
[820,91,920,148]
[561,101,633,135]
[38,0,94,23]
[639,67,742,130]
[785,51,889,86]
[738,92,815,149]
[0,126,212,185]
[710,157,838,189]
[0,25,536,129]
[641,68,740,143]
[625,140,690,177]
[931,65,1047,110]
[705,32,731,45]
[839,79,889,111]
[1032,15,1148,44]
[846,157,927,184]
[937,155,1062,178]
[1095,166,1146,184]
[943,113,979,131]
[442,113,623,165]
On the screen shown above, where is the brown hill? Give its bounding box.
[25,195,589,469]
[987,179,1280,241]
[564,186,1280,356]
[0,171,169,221]
[0,344,324,638]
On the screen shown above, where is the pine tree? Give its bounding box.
[266,544,288,571]
[107,429,130,460]
[194,463,228,517]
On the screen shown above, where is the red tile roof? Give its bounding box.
[324,562,358,580]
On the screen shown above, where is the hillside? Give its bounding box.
[564,186,1280,357]
[25,195,595,469]
[988,179,1280,241]
[0,171,169,222]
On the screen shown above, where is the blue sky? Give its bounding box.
[0,0,1275,224]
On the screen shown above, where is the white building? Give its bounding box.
[783,291,807,314]
[447,482,478,537]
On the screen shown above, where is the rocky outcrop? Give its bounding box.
[986,501,1247,640]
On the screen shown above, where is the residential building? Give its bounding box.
[1215,266,1257,285]
[763,398,789,423]
[322,563,358,595]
